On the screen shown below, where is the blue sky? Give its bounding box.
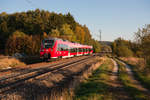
[0,0,150,41]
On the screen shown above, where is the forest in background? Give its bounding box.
[0,9,101,56]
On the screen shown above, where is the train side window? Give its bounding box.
[79,48,82,52]
[75,48,77,53]
[72,48,74,53]
[74,48,76,53]
[79,48,81,52]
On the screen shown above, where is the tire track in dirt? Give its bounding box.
[111,59,118,81]
[108,59,132,100]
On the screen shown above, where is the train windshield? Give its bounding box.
[43,40,54,48]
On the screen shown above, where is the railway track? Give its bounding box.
[0,56,87,80]
[0,55,94,94]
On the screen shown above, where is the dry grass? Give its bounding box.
[119,57,150,91]
[116,60,150,100]
[120,57,146,71]
[0,57,26,69]
[120,57,144,65]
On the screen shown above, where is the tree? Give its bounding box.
[83,25,92,45]
[49,29,60,38]
[64,12,76,31]
[5,31,32,55]
[75,25,85,44]
[60,24,76,41]
[117,46,133,57]
[135,24,150,65]
[112,37,133,57]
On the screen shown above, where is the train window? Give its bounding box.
[76,48,78,52]
[44,40,54,49]
[71,48,73,53]
[70,48,76,53]
[75,48,77,53]
[74,48,76,53]
[79,48,83,52]
[61,48,64,51]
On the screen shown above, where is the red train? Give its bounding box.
[40,38,93,60]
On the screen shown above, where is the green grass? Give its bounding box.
[74,58,117,100]
[116,60,150,100]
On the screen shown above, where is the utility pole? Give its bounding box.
[99,29,101,41]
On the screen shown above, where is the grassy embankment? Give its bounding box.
[0,57,25,69]
[119,57,150,90]
[116,59,150,100]
[74,58,118,100]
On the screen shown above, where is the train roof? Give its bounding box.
[44,37,93,48]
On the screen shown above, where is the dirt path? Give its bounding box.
[111,59,118,81]
[108,59,121,87]
[107,59,132,100]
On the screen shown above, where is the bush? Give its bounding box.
[5,31,40,55]
[117,46,133,57]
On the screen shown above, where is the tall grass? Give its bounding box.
[0,58,25,69]
[116,59,150,100]
[119,57,150,90]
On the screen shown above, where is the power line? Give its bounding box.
[25,0,40,8]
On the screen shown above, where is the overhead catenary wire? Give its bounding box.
[25,0,40,9]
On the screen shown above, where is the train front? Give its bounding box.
[40,39,55,60]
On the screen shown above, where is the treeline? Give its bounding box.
[112,24,150,66]
[0,9,101,55]
[112,38,133,57]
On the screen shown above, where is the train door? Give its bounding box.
[68,46,71,57]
